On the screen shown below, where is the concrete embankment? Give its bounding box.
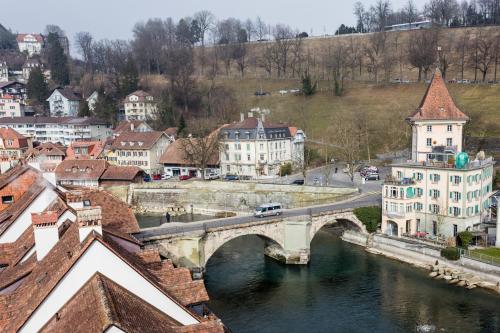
[125,181,358,214]
[342,230,500,295]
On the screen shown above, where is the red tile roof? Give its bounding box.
[26,142,66,158]
[0,128,29,149]
[66,141,104,160]
[101,165,144,181]
[124,90,154,103]
[31,211,58,226]
[114,120,151,134]
[111,131,165,150]
[408,69,469,121]
[55,159,108,181]
[16,33,43,43]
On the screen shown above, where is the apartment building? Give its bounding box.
[219,112,305,178]
[381,69,494,239]
[16,33,44,56]
[0,116,112,145]
[47,87,81,117]
[0,94,25,117]
[110,131,171,174]
[123,90,157,121]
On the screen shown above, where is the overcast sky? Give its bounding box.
[3,0,411,46]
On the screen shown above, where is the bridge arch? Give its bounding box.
[309,212,367,245]
[202,224,285,267]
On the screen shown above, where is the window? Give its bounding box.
[450,175,461,185]
[247,154,251,161]
[416,172,423,181]
[416,188,423,197]
[450,191,461,201]
[416,219,421,232]
[83,200,91,207]
[406,204,413,213]
[430,174,440,183]
[260,154,264,161]
[396,171,403,179]
[446,138,453,146]
[406,220,411,234]
[449,207,461,217]
[427,125,432,132]
[447,124,452,132]
[426,138,432,147]
[432,221,437,235]
[390,186,397,198]
[224,153,229,161]
[429,204,440,214]
[453,224,458,236]
[235,143,241,150]
[246,144,250,151]
[1,195,14,204]
[260,144,264,150]
[429,189,440,199]
[414,202,423,211]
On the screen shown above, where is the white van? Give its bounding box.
[254,203,283,218]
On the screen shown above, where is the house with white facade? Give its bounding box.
[110,131,171,174]
[219,112,305,178]
[381,69,495,240]
[0,94,25,117]
[0,62,8,82]
[123,90,157,121]
[16,33,44,56]
[0,81,27,101]
[21,58,43,82]
[86,90,98,111]
[0,116,112,145]
[47,87,81,117]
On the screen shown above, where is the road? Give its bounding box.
[136,192,381,241]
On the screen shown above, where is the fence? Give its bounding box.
[459,248,500,267]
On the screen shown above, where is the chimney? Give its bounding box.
[32,211,59,261]
[247,111,253,118]
[240,112,245,122]
[66,191,85,209]
[131,122,135,131]
[261,113,266,123]
[77,206,102,242]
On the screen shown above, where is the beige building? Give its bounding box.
[123,90,157,121]
[219,112,305,178]
[0,94,25,117]
[381,69,494,239]
[110,131,171,174]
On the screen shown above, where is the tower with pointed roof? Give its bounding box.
[408,69,469,163]
[381,69,495,241]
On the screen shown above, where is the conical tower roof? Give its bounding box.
[408,69,469,121]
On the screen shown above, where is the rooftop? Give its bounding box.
[111,131,165,150]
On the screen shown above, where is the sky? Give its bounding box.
[2,0,411,51]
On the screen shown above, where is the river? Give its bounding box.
[204,229,500,333]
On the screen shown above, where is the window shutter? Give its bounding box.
[430,174,432,181]
[449,207,452,214]
[449,192,452,199]
[429,190,432,196]
[450,176,453,182]
[458,193,461,200]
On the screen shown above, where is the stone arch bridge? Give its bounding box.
[137,209,367,271]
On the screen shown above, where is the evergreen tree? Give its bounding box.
[78,102,92,117]
[26,67,48,103]
[46,32,70,85]
[301,72,317,96]
[119,54,139,97]
[152,92,178,130]
[177,114,187,137]
[93,87,117,126]
[0,23,16,49]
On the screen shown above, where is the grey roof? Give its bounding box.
[220,117,292,140]
[49,88,81,102]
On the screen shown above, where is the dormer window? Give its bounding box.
[138,141,143,146]
[129,142,135,146]
[2,195,13,204]
[439,107,445,112]
[83,200,91,207]
[120,142,125,146]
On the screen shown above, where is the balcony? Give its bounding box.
[384,175,416,186]
[384,211,406,219]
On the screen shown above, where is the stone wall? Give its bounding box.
[130,181,358,213]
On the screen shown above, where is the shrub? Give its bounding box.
[458,231,473,249]
[279,163,292,176]
[353,206,381,233]
[441,247,460,261]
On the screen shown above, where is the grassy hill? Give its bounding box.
[216,77,500,156]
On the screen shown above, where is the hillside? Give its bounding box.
[216,77,500,157]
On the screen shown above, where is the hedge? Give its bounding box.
[441,247,460,261]
[353,206,381,233]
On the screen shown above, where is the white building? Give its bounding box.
[123,90,157,121]
[0,94,25,117]
[16,33,44,56]
[47,88,81,117]
[0,62,8,82]
[22,58,43,82]
[86,90,98,111]
[110,131,171,174]
[219,112,306,178]
[0,116,112,145]
[381,69,495,240]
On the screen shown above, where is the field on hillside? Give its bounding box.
[217,77,500,156]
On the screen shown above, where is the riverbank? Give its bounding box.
[342,230,500,296]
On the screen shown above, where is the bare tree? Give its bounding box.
[456,29,470,81]
[425,0,460,26]
[272,24,295,77]
[408,29,438,81]
[75,32,93,73]
[476,30,495,81]
[177,120,222,180]
[194,10,215,75]
[331,115,362,183]
[365,32,387,83]
[403,0,419,25]
[255,17,267,41]
[371,0,393,32]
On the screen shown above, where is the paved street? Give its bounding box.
[136,191,381,240]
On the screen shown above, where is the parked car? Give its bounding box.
[254,203,282,218]
[279,90,288,95]
[291,179,305,185]
[205,173,220,180]
[161,174,172,180]
[152,174,162,181]
[365,173,380,181]
[360,166,379,177]
[223,174,239,181]
[179,175,193,181]
[290,88,301,95]
[143,174,151,182]
[254,91,269,96]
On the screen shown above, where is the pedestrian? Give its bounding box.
[165,212,171,223]
[335,167,338,173]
